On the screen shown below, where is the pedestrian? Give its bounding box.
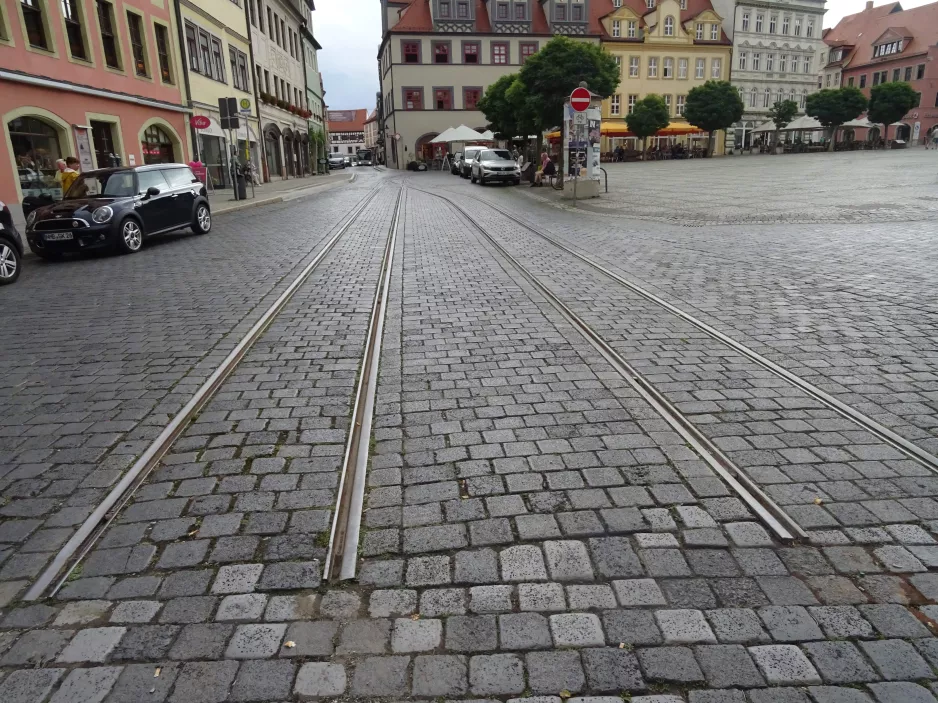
[532,151,556,187]
[60,157,80,196]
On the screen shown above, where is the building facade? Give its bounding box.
[301,22,326,172]
[328,109,367,157]
[179,0,260,188]
[364,109,379,149]
[711,0,827,147]
[1,0,191,224]
[599,0,733,154]
[247,0,314,180]
[822,1,938,144]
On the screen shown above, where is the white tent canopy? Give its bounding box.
[448,124,488,141]
[841,117,876,129]
[479,130,495,140]
[430,127,458,143]
[751,120,777,134]
[785,115,823,131]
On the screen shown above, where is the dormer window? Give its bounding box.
[612,20,621,37]
[457,1,468,18]
[696,23,703,39]
[646,0,655,8]
[556,4,566,21]
[614,0,622,6]
[664,16,674,36]
[497,3,508,19]
[439,1,450,17]
[680,0,687,8]
[515,3,526,19]
[572,4,583,20]
[627,20,636,37]
[710,23,718,40]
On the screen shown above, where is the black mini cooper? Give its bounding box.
[26,164,211,258]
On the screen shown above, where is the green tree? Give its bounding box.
[478,74,525,140]
[625,94,670,155]
[805,87,868,151]
[868,81,919,142]
[517,35,620,134]
[683,81,744,156]
[767,99,799,150]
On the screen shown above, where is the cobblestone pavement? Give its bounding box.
[1,163,938,703]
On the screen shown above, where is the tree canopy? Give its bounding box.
[625,95,670,153]
[805,87,868,150]
[517,36,620,130]
[683,81,744,156]
[478,74,529,140]
[868,82,919,141]
[766,99,799,149]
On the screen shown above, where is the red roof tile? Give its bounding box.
[328,109,369,133]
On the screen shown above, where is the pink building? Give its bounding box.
[1,0,192,223]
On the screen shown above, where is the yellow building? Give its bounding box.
[178,0,260,186]
[599,0,732,155]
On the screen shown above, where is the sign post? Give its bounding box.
[219,98,241,201]
[569,87,590,206]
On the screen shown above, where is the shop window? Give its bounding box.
[434,88,453,110]
[434,42,450,64]
[141,125,176,165]
[61,0,87,60]
[155,24,173,83]
[10,116,63,199]
[492,42,508,64]
[21,0,48,50]
[403,41,420,63]
[127,12,148,77]
[91,120,118,168]
[520,42,537,63]
[464,87,481,109]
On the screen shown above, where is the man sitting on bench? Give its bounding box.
[532,152,557,187]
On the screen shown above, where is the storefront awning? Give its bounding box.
[547,122,705,140]
[196,116,258,142]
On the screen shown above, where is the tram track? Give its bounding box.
[23,181,400,601]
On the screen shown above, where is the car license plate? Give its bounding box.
[44,232,73,241]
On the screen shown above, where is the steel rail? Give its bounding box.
[324,185,405,581]
[446,190,938,476]
[414,186,805,543]
[24,183,387,602]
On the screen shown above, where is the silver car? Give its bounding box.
[470,149,521,186]
[459,146,484,179]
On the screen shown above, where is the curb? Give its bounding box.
[214,173,356,216]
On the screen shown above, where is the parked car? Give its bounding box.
[328,155,346,169]
[459,147,484,178]
[25,164,211,258]
[470,149,522,186]
[450,152,463,175]
[0,200,23,285]
[344,156,353,167]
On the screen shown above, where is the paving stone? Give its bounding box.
[860,639,935,680]
[54,600,112,626]
[758,575,820,605]
[656,609,717,644]
[726,522,774,547]
[106,663,179,703]
[420,588,467,616]
[640,548,692,577]
[406,555,451,585]
[544,540,595,580]
[567,584,617,610]
[318,591,361,619]
[613,579,666,606]
[501,545,548,581]
[159,596,217,624]
[637,645,704,683]
[706,608,770,643]
[581,647,645,692]
[229,659,295,702]
[1,628,74,666]
[470,654,526,695]
[111,625,179,660]
[169,623,233,660]
[294,662,346,698]
[858,603,931,638]
[336,618,391,654]
[169,661,239,703]
[806,686,874,703]
[455,549,499,584]
[688,691,747,703]
[694,644,765,688]
[350,656,409,697]
[808,606,874,638]
[446,614,498,651]
[258,561,320,590]
[470,585,513,613]
[216,593,268,622]
[867,682,938,703]
[57,627,125,663]
[369,589,418,617]
[391,617,442,652]
[519,582,566,611]
[550,612,605,646]
[874,545,926,573]
[49,666,122,703]
[527,650,586,694]
[499,612,553,650]
[749,644,823,685]
[211,564,263,594]
[0,669,65,703]
[748,689,810,703]
[590,537,644,577]
[110,600,161,624]
[759,605,824,641]
[802,641,879,684]
[225,623,286,659]
[412,655,467,696]
[807,575,869,605]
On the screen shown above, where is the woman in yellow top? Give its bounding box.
[60,157,81,196]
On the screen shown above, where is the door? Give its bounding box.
[134,169,172,232]
[161,167,198,227]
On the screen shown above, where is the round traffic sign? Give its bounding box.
[570,86,591,112]
[190,115,211,130]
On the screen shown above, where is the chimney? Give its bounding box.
[866,1,873,9]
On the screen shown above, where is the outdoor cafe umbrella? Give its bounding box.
[430,127,458,143]
[446,125,488,142]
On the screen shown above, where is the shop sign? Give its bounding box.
[240,98,252,114]
[190,115,212,130]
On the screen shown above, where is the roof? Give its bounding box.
[825,1,938,69]
[594,0,731,43]
[327,109,368,133]
[364,110,378,125]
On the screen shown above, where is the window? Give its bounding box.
[873,72,880,86]
[572,4,582,20]
[230,46,249,90]
[917,64,926,80]
[847,76,854,87]
[457,1,468,18]
[695,58,704,78]
[514,3,525,19]
[678,58,687,78]
[96,2,120,68]
[664,16,673,36]
[439,1,450,17]
[266,7,272,34]
[249,0,257,26]
[741,13,749,31]
[434,42,450,64]
[611,94,621,116]
[800,89,807,109]
[614,0,621,5]
[212,37,226,82]
[434,88,453,110]
[766,54,774,72]
[555,4,565,20]
[663,57,673,78]
[614,55,621,69]
[769,15,776,33]
[806,20,813,37]
[627,21,636,38]
[749,88,757,107]
[648,56,658,77]
[403,41,420,63]
[21,0,48,49]
[695,23,703,39]
[664,94,672,114]
[492,42,508,64]
[752,52,760,71]
[802,55,810,73]
[711,58,721,78]
[496,2,507,19]
[629,56,639,77]
[755,14,763,32]
[680,0,686,8]
[825,73,831,87]
[155,24,172,83]
[710,23,718,40]
[127,12,148,77]
[273,12,279,44]
[628,94,637,113]
[404,88,423,110]
[521,42,537,63]
[612,19,620,37]
[464,87,481,109]
[676,94,686,116]
[763,88,771,107]
[782,16,790,34]
[280,18,286,48]
[904,66,913,81]
[793,17,801,35]
[197,29,212,76]
[738,52,747,70]
[62,0,87,60]
[646,0,655,8]
[779,54,787,72]
[859,74,866,88]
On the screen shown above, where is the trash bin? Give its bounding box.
[236,173,247,200]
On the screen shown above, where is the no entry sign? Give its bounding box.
[570,87,591,112]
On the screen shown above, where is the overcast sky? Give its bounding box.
[313,0,935,111]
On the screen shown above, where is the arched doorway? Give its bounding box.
[894,123,911,141]
[414,132,439,162]
[8,115,66,199]
[141,125,176,164]
[264,124,282,180]
[283,128,295,178]
[868,126,881,145]
[298,133,310,175]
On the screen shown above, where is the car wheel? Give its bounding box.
[0,240,20,285]
[116,218,143,254]
[479,174,486,186]
[192,203,212,234]
[470,173,476,183]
